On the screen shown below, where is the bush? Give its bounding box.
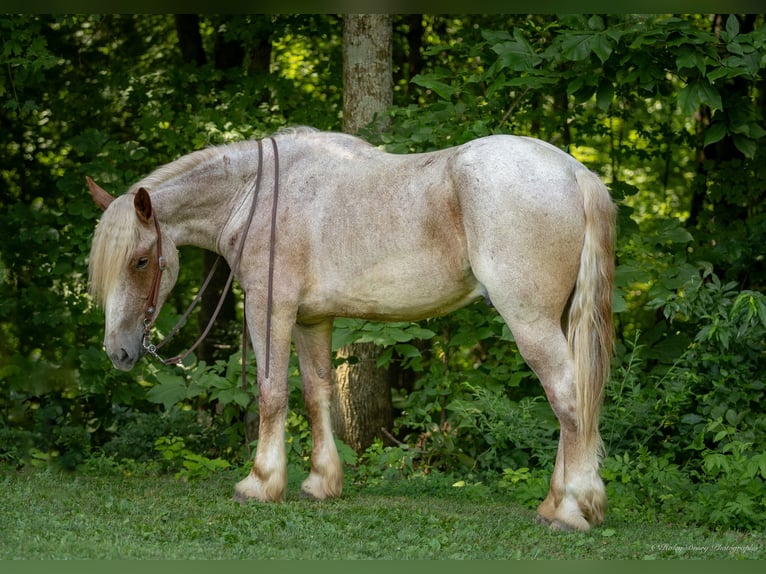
[101,407,231,463]
[600,269,766,529]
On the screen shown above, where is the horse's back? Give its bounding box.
[284,132,589,322]
[284,133,479,321]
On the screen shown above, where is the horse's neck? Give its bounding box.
[150,148,257,254]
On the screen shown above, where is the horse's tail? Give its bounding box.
[568,170,616,457]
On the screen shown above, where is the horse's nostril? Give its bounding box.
[110,347,130,367]
[108,347,137,371]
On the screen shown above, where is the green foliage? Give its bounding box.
[2,14,766,534]
[154,435,230,481]
[447,389,558,472]
[100,407,230,463]
[600,268,766,529]
[332,318,437,370]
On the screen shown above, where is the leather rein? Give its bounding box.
[141,137,279,387]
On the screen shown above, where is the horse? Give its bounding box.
[86,127,615,531]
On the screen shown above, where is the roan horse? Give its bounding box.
[87,128,615,531]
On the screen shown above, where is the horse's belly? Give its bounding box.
[299,254,483,322]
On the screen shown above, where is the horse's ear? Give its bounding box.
[86,176,114,211]
[134,187,153,224]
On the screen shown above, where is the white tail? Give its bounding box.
[568,170,616,457]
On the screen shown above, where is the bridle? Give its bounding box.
[141,137,279,386]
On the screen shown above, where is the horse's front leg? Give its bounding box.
[293,319,343,499]
[234,312,294,503]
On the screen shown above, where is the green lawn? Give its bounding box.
[1,465,763,560]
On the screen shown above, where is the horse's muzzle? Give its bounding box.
[105,336,144,371]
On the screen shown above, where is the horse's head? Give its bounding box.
[87,177,179,370]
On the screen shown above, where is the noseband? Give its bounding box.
[142,137,279,384]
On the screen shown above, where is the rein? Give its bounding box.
[142,137,280,387]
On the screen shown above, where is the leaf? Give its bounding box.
[146,373,187,410]
[675,46,707,74]
[609,181,640,200]
[615,262,652,285]
[681,413,703,425]
[405,326,437,340]
[596,80,614,110]
[654,220,694,244]
[410,74,456,101]
[732,134,756,158]
[212,387,250,409]
[725,14,740,40]
[590,34,614,63]
[587,15,605,31]
[491,29,542,71]
[394,344,423,359]
[678,79,722,115]
[703,122,727,147]
[756,297,766,328]
[561,33,592,61]
[612,290,627,313]
[481,30,511,43]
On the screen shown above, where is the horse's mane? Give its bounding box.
[88,197,139,306]
[127,127,322,194]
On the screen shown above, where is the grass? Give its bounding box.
[1,463,764,560]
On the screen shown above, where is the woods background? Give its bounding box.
[1,14,765,531]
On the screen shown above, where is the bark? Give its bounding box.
[332,14,394,452]
[247,15,273,74]
[342,14,392,134]
[332,343,394,452]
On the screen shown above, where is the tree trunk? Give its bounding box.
[332,14,394,452]
[342,14,392,134]
[247,15,273,75]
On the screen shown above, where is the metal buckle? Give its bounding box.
[142,319,164,362]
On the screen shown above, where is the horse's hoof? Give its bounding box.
[549,519,576,532]
[537,511,590,532]
[550,517,591,532]
[232,490,250,505]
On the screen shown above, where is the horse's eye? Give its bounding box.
[136,257,150,270]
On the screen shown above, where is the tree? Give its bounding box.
[331,14,394,452]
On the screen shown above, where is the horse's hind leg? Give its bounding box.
[503,317,605,531]
[293,320,343,499]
